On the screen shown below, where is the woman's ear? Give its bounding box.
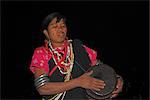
[43,29,49,40]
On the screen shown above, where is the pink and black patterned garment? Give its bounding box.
[30,41,97,75]
[30,39,98,99]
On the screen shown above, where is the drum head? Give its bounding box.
[86,64,117,99]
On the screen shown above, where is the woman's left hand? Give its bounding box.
[110,76,123,98]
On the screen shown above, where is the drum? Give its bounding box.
[86,63,117,100]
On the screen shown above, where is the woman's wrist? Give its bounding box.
[69,78,81,88]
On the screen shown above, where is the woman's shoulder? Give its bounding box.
[33,45,50,55]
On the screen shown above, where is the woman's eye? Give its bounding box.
[51,25,57,28]
[61,25,66,28]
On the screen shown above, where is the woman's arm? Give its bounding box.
[34,67,105,95]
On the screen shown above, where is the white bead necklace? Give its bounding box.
[48,40,74,75]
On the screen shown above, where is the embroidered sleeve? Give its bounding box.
[30,47,51,74]
[83,45,98,66]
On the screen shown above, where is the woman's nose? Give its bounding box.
[58,26,64,31]
[58,27,62,31]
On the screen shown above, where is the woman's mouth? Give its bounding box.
[57,32,65,37]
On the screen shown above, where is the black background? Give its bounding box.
[1,1,149,99]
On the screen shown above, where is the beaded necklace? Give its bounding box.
[48,40,74,100]
[48,40,74,75]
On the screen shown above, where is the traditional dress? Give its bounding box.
[30,39,97,100]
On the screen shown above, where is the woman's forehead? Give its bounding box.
[50,17,65,25]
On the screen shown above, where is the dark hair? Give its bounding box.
[41,12,66,31]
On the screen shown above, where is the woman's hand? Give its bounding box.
[76,70,106,91]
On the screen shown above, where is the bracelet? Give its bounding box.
[34,74,49,89]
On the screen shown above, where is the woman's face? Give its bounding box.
[45,17,67,44]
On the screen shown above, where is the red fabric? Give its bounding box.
[30,46,52,74]
[30,42,97,74]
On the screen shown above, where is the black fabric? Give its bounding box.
[72,39,91,72]
[48,59,64,82]
[44,39,92,99]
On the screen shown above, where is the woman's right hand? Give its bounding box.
[76,70,106,91]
